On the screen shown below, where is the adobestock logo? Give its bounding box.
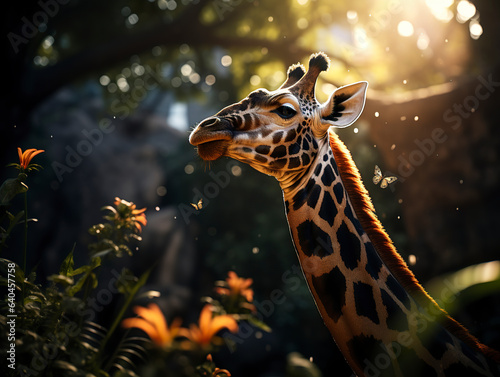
[387,73,500,190]
[349,279,461,377]
[212,0,256,21]
[51,119,115,183]
[341,0,402,60]
[8,0,70,54]
[443,74,500,130]
[223,263,304,352]
[179,161,240,225]
[50,64,164,184]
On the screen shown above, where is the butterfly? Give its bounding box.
[190,198,203,211]
[373,165,398,189]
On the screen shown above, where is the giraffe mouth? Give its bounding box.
[189,118,234,161]
[195,139,231,160]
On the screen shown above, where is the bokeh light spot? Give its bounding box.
[42,36,54,49]
[117,77,129,92]
[346,10,358,24]
[205,75,216,86]
[231,165,242,176]
[127,14,139,26]
[99,75,110,86]
[469,21,483,40]
[425,0,454,22]
[250,75,261,86]
[181,63,193,76]
[171,77,182,87]
[184,164,194,174]
[397,21,414,37]
[457,1,476,23]
[417,32,430,50]
[221,55,232,67]
[156,186,167,196]
[297,18,309,29]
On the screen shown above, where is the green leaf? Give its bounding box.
[0,211,25,248]
[91,248,114,259]
[22,290,46,307]
[66,257,101,297]
[135,290,161,300]
[24,294,45,304]
[115,268,139,296]
[102,205,117,214]
[26,269,37,283]
[59,247,75,277]
[26,163,43,172]
[0,258,25,285]
[52,360,79,373]
[128,234,142,241]
[98,268,152,359]
[246,316,272,332]
[48,274,75,286]
[68,271,98,297]
[286,352,323,377]
[117,244,133,257]
[61,296,84,312]
[0,177,28,206]
[71,256,101,277]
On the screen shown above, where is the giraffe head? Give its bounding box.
[189,52,367,185]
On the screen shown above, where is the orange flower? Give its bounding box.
[113,197,147,232]
[216,271,254,302]
[122,303,182,347]
[205,354,232,376]
[11,147,45,173]
[183,305,238,346]
[132,207,147,232]
[18,148,44,169]
[213,367,231,376]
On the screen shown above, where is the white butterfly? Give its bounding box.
[373,165,397,189]
[190,198,203,211]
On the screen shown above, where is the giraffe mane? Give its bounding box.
[327,128,500,363]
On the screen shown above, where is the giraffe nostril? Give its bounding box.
[199,117,219,128]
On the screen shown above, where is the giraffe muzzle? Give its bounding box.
[189,117,234,161]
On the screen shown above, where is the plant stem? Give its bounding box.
[96,267,151,369]
[22,191,28,303]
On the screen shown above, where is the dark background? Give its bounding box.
[2,0,500,375]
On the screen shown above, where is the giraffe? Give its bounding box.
[189,52,500,376]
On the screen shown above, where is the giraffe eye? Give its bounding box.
[272,104,297,119]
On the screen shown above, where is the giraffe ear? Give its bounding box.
[320,81,368,128]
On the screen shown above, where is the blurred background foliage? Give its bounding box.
[2,0,500,376]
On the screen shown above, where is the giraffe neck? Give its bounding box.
[279,130,500,377]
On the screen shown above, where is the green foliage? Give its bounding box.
[0,152,159,376]
[208,272,271,333]
[0,149,294,377]
[0,195,152,376]
[88,198,146,259]
[0,175,28,253]
[0,177,28,207]
[286,352,323,377]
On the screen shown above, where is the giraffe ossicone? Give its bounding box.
[189,52,500,376]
